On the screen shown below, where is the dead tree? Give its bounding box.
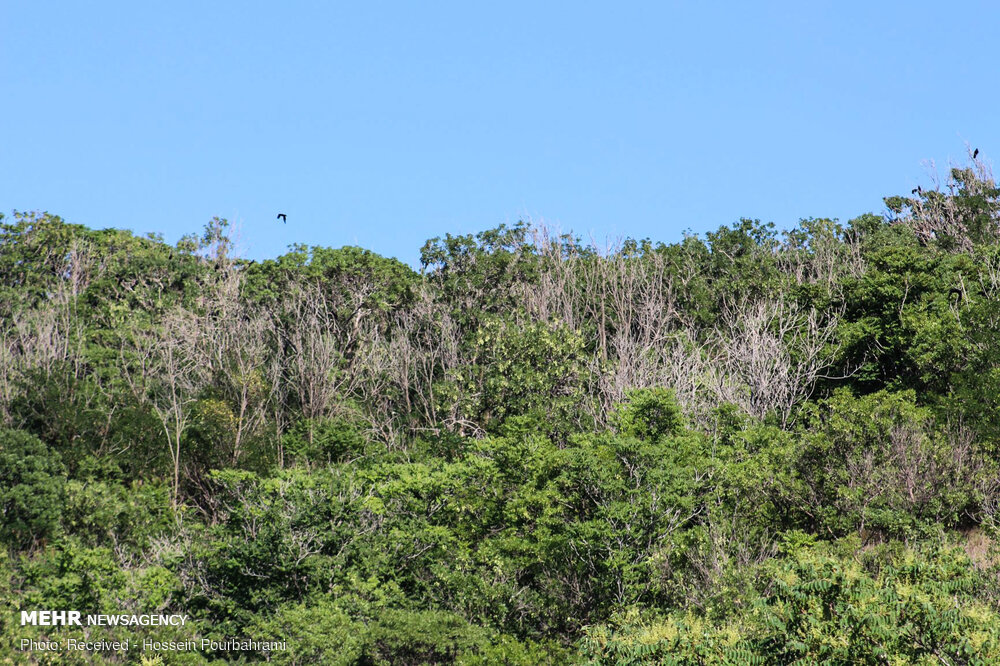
[897,155,998,252]
[200,270,275,465]
[122,307,207,509]
[709,296,841,426]
[0,326,16,424]
[386,286,463,435]
[281,286,353,444]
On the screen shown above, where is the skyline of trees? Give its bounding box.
[2,152,1000,663]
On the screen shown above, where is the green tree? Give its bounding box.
[0,428,66,550]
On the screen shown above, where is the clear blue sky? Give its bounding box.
[3,1,997,265]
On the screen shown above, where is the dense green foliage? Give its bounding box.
[2,157,1000,663]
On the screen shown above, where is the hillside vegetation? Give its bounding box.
[3,157,1000,663]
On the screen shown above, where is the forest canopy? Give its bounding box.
[2,155,1000,664]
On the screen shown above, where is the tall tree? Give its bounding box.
[122,307,207,508]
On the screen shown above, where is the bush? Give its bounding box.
[580,540,1000,664]
[0,428,66,550]
[797,390,992,536]
[612,388,684,441]
[281,416,370,467]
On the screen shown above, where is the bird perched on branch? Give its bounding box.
[973,148,979,159]
[277,213,287,223]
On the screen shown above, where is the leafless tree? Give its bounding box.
[523,228,697,426]
[0,288,84,424]
[0,235,103,426]
[348,324,399,445]
[280,285,366,445]
[384,287,462,435]
[708,296,841,427]
[777,222,866,288]
[9,291,75,378]
[122,307,208,509]
[264,316,291,468]
[200,269,275,465]
[0,325,17,425]
[521,222,850,430]
[524,223,582,328]
[897,151,998,252]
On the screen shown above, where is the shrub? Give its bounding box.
[0,428,66,550]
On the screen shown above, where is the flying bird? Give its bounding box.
[912,186,922,195]
[277,213,287,223]
[973,148,979,159]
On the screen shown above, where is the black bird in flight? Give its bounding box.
[277,213,287,223]
[973,148,979,159]
[912,186,922,195]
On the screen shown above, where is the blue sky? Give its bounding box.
[3,1,998,265]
